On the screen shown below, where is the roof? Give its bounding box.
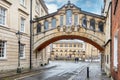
[39,0,48,14]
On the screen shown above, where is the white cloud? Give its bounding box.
[46,4,58,13]
[45,0,55,3]
[85,1,92,7]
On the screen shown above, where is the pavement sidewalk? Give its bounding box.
[0,63,57,79]
[72,62,111,80]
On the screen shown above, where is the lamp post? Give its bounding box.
[16,30,22,73]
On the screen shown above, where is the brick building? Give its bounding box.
[112,0,120,80]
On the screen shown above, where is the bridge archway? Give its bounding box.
[33,27,105,52]
[35,35,104,52]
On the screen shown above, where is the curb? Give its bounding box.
[0,65,57,79]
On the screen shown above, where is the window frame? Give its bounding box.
[98,21,104,32]
[82,16,87,28]
[52,18,56,28]
[44,20,49,30]
[66,9,72,25]
[20,44,25,59]
[20,0,26,7]
[0,41,7,59]
[90,19,95,30]
[60,15,63,26]
[0,6,6,26]
[36,23,41,33]
[74,14,78,25]
[20,17,25,33]
[113,31,118,70]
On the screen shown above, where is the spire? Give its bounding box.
[68,0,71,4]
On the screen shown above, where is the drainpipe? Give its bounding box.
[30,0,33,70]
[110,1,112,77]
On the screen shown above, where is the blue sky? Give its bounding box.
[45,0,104,15]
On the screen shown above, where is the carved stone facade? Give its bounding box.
[0,0,48,72]
[33,1,105,53]
[51,40,99,61]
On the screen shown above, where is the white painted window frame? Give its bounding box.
[0,41,7,59]
[114,30,118,71]
[20,17,25,33]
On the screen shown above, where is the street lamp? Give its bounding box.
[16,30,22,73]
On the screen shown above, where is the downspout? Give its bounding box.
[30,0,33,70]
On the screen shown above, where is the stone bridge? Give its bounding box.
[33,1,105,52]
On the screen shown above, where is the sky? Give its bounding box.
[45,0,104,15]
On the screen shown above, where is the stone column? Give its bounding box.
[87,17,90,29]
[95,21,99,31]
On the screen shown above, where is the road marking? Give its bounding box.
[68,63,90,80]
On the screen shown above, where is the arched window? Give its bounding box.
[66,10,72,25]
[36,23,41,33]
[52,18,56,28]
[44,20,49,30]
[90,19,95,30]
[82,17,87,28]
[74,14,78,25]
[98,21,104,32]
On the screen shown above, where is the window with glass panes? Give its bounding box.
[37,23,41,33]
[82,17,87,28]
[20,44,25,58]
[20,0,25,6]
[90,19,95,30]
[44,21,49,30]
[0,41,6,58]
[20,18,25,32]
[74,14,78,25]
[60,15,63,26]
[98,21,104,32]
[0,7,6,25]
[66,10,72,25]
[52,18,56,28]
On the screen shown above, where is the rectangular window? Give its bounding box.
[0,7,6,25]
[20,0,25,6]
[20,17,25,32]
[114,33,118,70]
[60,15,63,26]
[20,44,25,58]
[0,41,6,59]
[74,14,78,25]
[66,10,72,25]
[52,18,56,28]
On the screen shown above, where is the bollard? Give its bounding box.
[87,67,89,78]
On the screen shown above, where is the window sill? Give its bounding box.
[0,58,7,61]
[20,4,26,9]
[0,24,8,28]
[20,57,26,60]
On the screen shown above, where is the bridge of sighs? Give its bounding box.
[33,1,105,53]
